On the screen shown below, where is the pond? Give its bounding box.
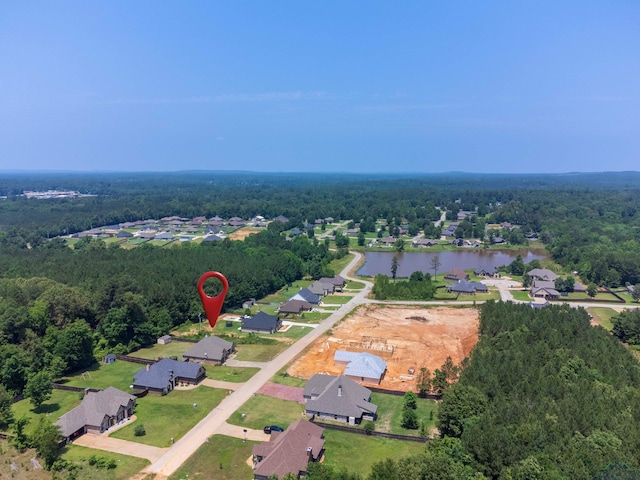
[356,250,547,278]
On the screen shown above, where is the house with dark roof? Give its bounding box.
[303,374,377,425]
[527,268,559,282]
[182,335,235,365]
[412,238,439,247]
[530,280,560,300]
[334,351,387,385]
[133,358,206,394]
[252,419,324,480]
[202,234,223,242]
[56,387,136,443]
[290,288,321,305]
[278,299,314,316]
[242,312,282,334]
[308,280,334,297]
[116,230,133,238]
[445,268,469,281]
[474,266,500,278]
[448,279,488,295]
[318,275,346,289]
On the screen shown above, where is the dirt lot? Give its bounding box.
[228,227,260,240]
[287,305,479,390]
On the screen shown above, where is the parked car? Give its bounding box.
[263,425,284,434]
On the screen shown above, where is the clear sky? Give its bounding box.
[1,1,638,173]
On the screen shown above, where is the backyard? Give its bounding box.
[227,394,305,430]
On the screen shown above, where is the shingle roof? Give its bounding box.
[182,336,234,361]
[133,358,203,389]
[334,351,387,380]
[450,279,488,293]
[304,374,377,419]
[252,419,324,478]
[278,299,314,314]
[55,387,135,437]
[528,268,559,281]
[242,312,280,331]
[291,288,320,305]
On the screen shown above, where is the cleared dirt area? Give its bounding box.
[228,227,260,240]
[287,305,479,390]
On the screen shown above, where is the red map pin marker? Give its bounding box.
[197,271,229,328]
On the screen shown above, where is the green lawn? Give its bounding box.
[132,341,192,360]
[370,392,438,436]
[110,386,228,447]
[270,370,308,387]
[203,365,259,382]
[322,429,425,477]
[261,280,313,304]
[322,295,354,304]
[227,394,305,429]
[273,325,314,340]
[169,435,257,480]
[588,307,619,331]
[7,389,83,436]
[61,360,143,392]
[61,444,150,480]
[235,343,290,362]
[327,253,355,276]
[511,290,532,301]
[345,280,365,289]
[293,312,331,322]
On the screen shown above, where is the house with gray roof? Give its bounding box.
[319,275,346,289]
[56,387,136,443]
[308,280,334,297]
[278,299,314,316]
[334,351,387,385]
[448,279,488,295]
[133,358,206,394]
[303,374,377,425]
[527,268,559,282]
[252,419,324,480]
[530,280,560,300]
[474,266,500,278]
[182,335,235,365]
[242,312,282,334]
[290,288,321,305]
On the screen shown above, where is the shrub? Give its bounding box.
[134,424,146,437]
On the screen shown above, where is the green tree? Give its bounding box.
[11,416,30,451]
[401,406,419,429]
[587,283,598,298]
[0,383,14,428]
[416,367,432,396]
[363,420,375,435]
[31,418,62,469]
[24,370,53,409]
[391,255,399,281]
[437,384,487,438]
[394,238,405,252]
[430,255,441,282]
[404,390,418,409]
[357,232,366,246]
[632,284,640,303]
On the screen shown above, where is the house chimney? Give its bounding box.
[337,385,342,397]
[307,447,313,460]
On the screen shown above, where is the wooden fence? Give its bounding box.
[310,419,429,443]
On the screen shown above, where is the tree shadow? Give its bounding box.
[33,402,61,415]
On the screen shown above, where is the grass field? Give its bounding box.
[371,393,438,436]
[110,386,228,447]
[203,365,259,382]
[133,341,192,360]
[588,307,619,331]
[322,295,354,304]
[511,290,532,301]
[272,325,314,340]
[61,360,143,392]
[62,444,150,480]
[169,435,256,480]
[235,343,290,362]
[227,394,305,429]
[322,429,425,476]
[7,389,83,436]
[260,280,313,304]
[270,370,307,387]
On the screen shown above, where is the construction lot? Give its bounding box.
[287,305,479,390]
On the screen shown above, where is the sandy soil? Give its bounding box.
[228,228,259,240]
[287,305,479,390]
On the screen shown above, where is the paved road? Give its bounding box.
[144,251,373,477]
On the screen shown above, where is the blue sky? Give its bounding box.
[1,1,638,173]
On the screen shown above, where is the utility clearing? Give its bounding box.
[287,305,479,390]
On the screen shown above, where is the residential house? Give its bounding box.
[182,335,235,364]
[252,419,325,480]
[318,276,346,290]
[445,268,469,281]
[474,266,500,278]
[290,288,321,305]
[442,223,459,237]
[273,215,289,223]
[303,374,377,425]
[278,299,314,316]
[530,280,560,300]
[116,230,133,238]
[242,312,282,334]
[448,279,488,295]
[527,268,559,282]
[56,387,136,444]
[133,358,206,394]
[378,236,397,246]
[333,351,387,385]
[308,280,334,297]
[412,238,439,247]
[202,234,223,242]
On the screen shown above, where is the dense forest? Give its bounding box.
[2,171,640,286]
[0,229,334,398]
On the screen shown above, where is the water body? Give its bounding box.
[356,250,547,278]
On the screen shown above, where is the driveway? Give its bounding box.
[481,278,522,302]
[72,434,168,463]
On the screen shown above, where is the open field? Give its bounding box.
[370,392,438,435]
[110,386,228,447]
[287,305,479,390]
[587,306,620,330]
[203,364,259,382]
[227,227,261,240]
[133,341,193,360]
[169,435,257,480]
[61,360,143,392]
[227,395,305,430]
[322,429,426,476]
[6,388,82,436]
